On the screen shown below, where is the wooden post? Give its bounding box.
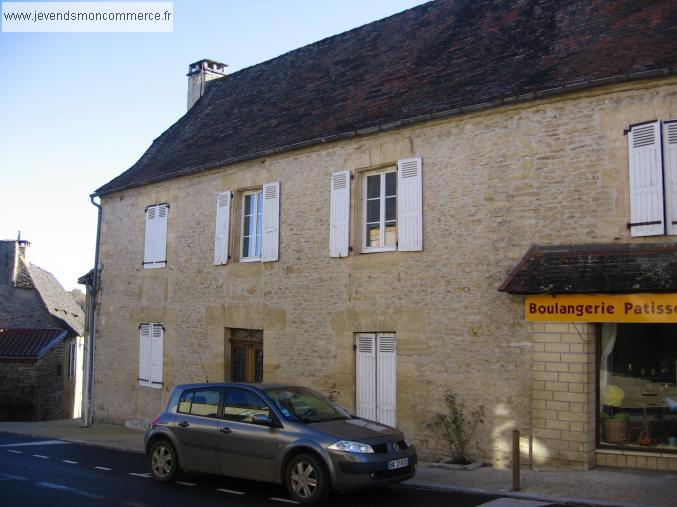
[512,429,521,491]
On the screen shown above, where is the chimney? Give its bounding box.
[12,231,31,286]
[187,59,227,111]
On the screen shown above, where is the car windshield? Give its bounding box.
[264,387,352,423]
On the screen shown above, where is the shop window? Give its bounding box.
[230,328,263,383]
[599,323,677,452]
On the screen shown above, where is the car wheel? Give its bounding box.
[285,453,330,505]
[149,440,180,482]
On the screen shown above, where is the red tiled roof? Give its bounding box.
[0,328,67,359]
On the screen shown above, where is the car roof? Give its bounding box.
[173,382,304,392]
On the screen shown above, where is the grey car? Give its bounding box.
[144,383,417,504]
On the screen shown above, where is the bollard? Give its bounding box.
[512,429,521,491]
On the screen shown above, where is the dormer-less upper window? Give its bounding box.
[143,203,168,268]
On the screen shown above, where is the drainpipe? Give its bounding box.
[82,194,102,427]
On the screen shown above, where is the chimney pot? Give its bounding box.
[187,58,227,111]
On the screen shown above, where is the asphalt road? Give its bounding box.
[0,431,562,507]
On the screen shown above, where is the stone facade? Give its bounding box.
[93,76,677,465]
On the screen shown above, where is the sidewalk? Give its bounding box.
[1,419,675,507]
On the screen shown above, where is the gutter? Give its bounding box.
[94,67,676,197]
[82,194,102,427]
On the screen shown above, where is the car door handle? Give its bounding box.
[219,427,232,434]
[177,421,190,428]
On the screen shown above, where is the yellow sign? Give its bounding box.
[525,294,677,323]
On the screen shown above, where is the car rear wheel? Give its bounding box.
[149,440,180,482]
[285,453,330,504]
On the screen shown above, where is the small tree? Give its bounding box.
[427,390,485,464]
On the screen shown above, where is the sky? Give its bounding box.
[0,0,426,291]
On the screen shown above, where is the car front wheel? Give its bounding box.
[149,440,180,482]
[285,453,330,504]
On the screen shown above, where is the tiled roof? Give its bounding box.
[95,0,677,196]
[499,243,677,295]
[0,328,67,359]
[28,265,85,336]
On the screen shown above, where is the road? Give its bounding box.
[0,431,563,507]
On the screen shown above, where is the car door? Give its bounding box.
[217,387,281,480]
[172,387,223,473]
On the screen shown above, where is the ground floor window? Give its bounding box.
[355,333,396,426]
[230,328,263,383]
[599,323,677,452]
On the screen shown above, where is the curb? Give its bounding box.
[404,480,644,507]
[0,429,145,455]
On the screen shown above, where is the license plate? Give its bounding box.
[387,457,409,470]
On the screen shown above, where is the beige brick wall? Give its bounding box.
[93,76,677,465]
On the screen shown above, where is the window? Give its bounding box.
[214,191,232,265]
[68,342,76,379]
[355,333,396,426]
[364,169,398,251]
[139,323,163,388]
[222,387,270,423]
[627,120,677,236]
[599,323,677,452]
[230,328,263,383]
[178,388,222,418]
[241,190,263,260]
[143,203,168,268]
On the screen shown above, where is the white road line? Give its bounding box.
[62,460,78,464]
[33,455,50,459]
[269,498,299,504]
[0,440,65,448]
[176,481,196,486]
[217,488,245,495]
[94,466,112,471]
[129,472,151,478]
[6,450,22,454]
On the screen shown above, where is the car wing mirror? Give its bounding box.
[252,414,280,427]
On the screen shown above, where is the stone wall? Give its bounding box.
[93,76,677,464]
[0,360,37,420]
[36,343,67,420]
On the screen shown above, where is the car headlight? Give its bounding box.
[327,440,374,454]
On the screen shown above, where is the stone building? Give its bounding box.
[90,0,677,470]
[0,238,85,420]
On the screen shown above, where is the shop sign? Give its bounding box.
[525,293,677,323]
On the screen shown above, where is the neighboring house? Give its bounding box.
[0,238,84,421]
[91,0,677,473]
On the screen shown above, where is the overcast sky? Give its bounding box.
[0,0,425,290]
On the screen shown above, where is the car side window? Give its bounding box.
[223,388,271,423]
[178,388,221,418]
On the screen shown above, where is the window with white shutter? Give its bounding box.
[329,170,351,257]
[143,204,168,268]
[261,181,280,262]
[139,323,163,389]
[355,332,396,426]
[240,182,280,263]
[214,191,232,265]
[663,121,677,235]
[397,157,423,251]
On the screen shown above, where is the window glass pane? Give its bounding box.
[232,347,246,381]
[385,171,396,196]
[599,323,677,451]
[366,223,381,247]
[243,215,252,238]
[367,174,381,199]
[223,388,270,423]
[178,390,194,414]
[190,388,221,418]
[385,196,396,221]
[244,194,254,215]
[384,222,397,246]
[367,199,380,223]
[255,349,264,383]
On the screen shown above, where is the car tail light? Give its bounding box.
[149,414,162,428]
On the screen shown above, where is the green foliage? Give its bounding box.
[427,390,485,463]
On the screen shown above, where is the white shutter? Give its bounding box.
[355,333,376,421]
[143,206,157,267]
[155,204,168,267]
[397,157,423,251]
[138,324,151,386]
[214,191,232,264]
[261,181,280,262]
[663,121,677,235]
[376,334,396,427]
[329,170,351,257]
[628,121,664,236]
[150,324,164,388]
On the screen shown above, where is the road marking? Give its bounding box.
[0,440,65,447]
[217,488,245,495]
[476,500,550,507]
[176,481,196,486]
[129,472,151,478]
[62,460,78,464]
[35,481,105,499]
[269,498,299,504]
[6,450,22,454]
[33,454,50,459]
[94,466,112,471]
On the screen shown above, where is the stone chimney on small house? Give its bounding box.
[12,232,31,287]
[187,59,227,111]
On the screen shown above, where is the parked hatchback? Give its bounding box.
[145,383,417,504]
